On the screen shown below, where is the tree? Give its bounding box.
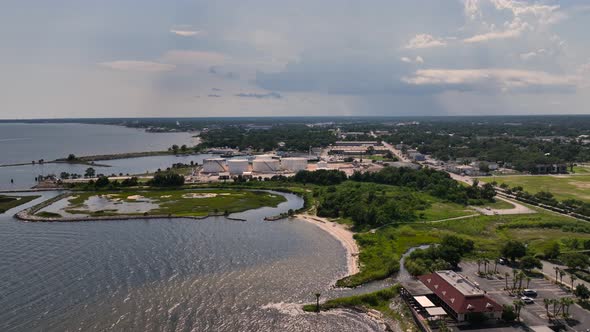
[544,242,561,260]
[171,144,179,154]
[513,300,525,321]
[180,144,188,152]
[559,269,566,285]
[501,305,517,322]
[520,255,542,271]
[561,252,590,270]
[574,284,590,300]
[505,272,510,290]
[570,274,577,290]
[543,298,551,320]
[67,154,77,161]
[149,171,185,187]
[95,176,110,187]
[501,240,527,262]
[85,167,96,178]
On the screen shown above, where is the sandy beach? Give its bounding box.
[295,214,359,276]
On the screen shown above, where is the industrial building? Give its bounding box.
[417,271,502,322]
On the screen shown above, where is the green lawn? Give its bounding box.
[337,207,590,287]
[0,194,40,213]
[481,175,590,202]
[44,189,286,218]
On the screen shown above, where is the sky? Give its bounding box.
[0,0,589,119]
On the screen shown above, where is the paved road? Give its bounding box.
[540,260,590,290]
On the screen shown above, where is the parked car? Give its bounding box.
[522,289,537,297]
[521,296,534,304]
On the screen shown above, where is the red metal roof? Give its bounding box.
[418,272,502,314]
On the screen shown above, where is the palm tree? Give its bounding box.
[543,298,551,320]
[561,297,574,318]
[554,266,560,284]
[551,299,561,318]
[512,269,519,291]
[513,300,525,321]
[518,271,525,290]
[570,275,577,290]
[505,272,510,290]
[559,270,566,285]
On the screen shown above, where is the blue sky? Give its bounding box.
[0,0,589,119]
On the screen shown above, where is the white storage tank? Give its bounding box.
[252,159,280,173]
[202,158,226,173]
[281,157,308,172]
[227,159,250,174]
[255,154,277,160]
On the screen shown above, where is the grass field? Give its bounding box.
[41,189,286,218]
[481,174,590,202]
[0,195,40,213]
[338,204,590,287]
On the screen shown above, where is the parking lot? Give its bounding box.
[460,262,590,331]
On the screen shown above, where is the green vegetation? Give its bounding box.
[148,171,185,187]
[49,189,286,218]
[303,285,400,313]
[338,206,590,287]
[487,175,590,202]
[0,195,40,213]
[405,235,475,276]
[36,211,63,218]
[199,124,336,151]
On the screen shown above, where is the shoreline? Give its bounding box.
[295,213,359,277]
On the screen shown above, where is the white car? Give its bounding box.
[521,296,534,304]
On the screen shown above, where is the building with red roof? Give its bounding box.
[418,270,503,322]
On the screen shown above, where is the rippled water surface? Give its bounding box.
[1,191,385,332]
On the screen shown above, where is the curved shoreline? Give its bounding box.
[295,213,359,277]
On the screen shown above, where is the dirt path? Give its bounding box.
[472,196,536,215]
[296,214,360,276]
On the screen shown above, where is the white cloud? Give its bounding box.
[404,34,447,49]
[400,56,424,64]
[520,48,546,61]
[463,0,482,20]
[161,50,228,66]
[489,0,565,25]
[463,17,530,43]
[403,68,578,91]
[98,61,176,72]
[170,29,203,37]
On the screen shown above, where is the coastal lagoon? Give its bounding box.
[1,191,385,331]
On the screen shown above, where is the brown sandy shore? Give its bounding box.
[295,213,360,276]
